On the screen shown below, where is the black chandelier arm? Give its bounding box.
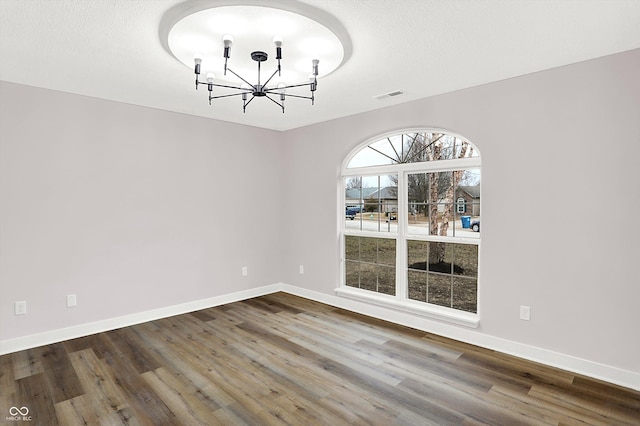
[273,92,314,100]
[261,68,280,89]
[266,81,315,91]
[243,95,255,108]
[197,80,249,92]
[225,67,254,88]
[263,82,313,95]
[264,94,285,113]
[208,91,248,106]
[208,92,248,100]
[242,95,262,113]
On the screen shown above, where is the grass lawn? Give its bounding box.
[346,236,477,313]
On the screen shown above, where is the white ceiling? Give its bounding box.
[1,0,640,131]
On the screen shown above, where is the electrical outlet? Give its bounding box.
[15,301,27,316]
[67,294,77,307]
[241,266,248,276]
[299,265,304,274]
[520,305,531,321]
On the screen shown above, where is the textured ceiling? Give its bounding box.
[1,0,640,131]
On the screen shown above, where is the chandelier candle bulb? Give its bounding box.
[193,53,203,89]
[222,34,233,74]
[222,34,233,56]
[309,73,317,92]
[193,53,202,74]
[241,83,250,101]
[273,35,283,60]
[206,73,215,102]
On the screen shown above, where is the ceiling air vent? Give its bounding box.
[374,90,404,100]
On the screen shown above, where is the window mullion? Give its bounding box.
[396,172,407,301]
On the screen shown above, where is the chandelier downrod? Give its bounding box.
[192,34,319,113]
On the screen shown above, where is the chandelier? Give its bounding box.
[192,34,319,113]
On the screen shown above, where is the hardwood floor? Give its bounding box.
[1,292,639,425]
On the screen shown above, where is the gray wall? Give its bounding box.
[0,82,285,340]
[281,49,640,374]
[1,48,639,379]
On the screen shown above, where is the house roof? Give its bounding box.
[346,187,397,200]
[345,187,379,200]
[348,185,478,200]
[458,185,480,198]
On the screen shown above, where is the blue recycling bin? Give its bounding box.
[461,216,471,228]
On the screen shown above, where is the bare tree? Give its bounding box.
[346,177,362,189]
[355,132,475,265]
[422,135,474,265]
[439,140,470,238]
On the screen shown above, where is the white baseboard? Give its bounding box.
[2,282,638,391]
[278,284,640,392]
[0,283,283,356]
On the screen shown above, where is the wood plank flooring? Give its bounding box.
[1,292,639,425]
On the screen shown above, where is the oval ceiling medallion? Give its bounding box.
[166,4,346,86]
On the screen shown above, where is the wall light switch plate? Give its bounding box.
[520,305,531,321]
[299,265,304,274]
[241,266,248,276]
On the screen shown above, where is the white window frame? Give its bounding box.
[337,129,481,328]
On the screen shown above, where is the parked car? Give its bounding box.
[471,220,480,232]
[345,207,358,220]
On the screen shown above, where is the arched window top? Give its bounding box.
[346,131,479,169]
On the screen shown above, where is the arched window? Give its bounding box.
[340,130,481,326]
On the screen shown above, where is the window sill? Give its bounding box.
[334,286,479,328]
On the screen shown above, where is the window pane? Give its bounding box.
[407,240,477,311]
[453,277,477,313]
[408,169,480,239]
[453,244,478,277]
[347,133,478,168]
[344,236,397,297]
[456,169,480,238]
[345,235,359,261]
[428,242,453,273]
[345,261,359,288]
[345,175,397,233]
[377,238,396,266]
[436,203,454,237]
[360,264,377,292]
[408,269,426,301]
[429,169,454,237]
[378,266,396,296]
[347,140,396,168]
[407,240,428,269]
[360,237,377,263]
[344,176,363,231]
[427,273,451,308]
